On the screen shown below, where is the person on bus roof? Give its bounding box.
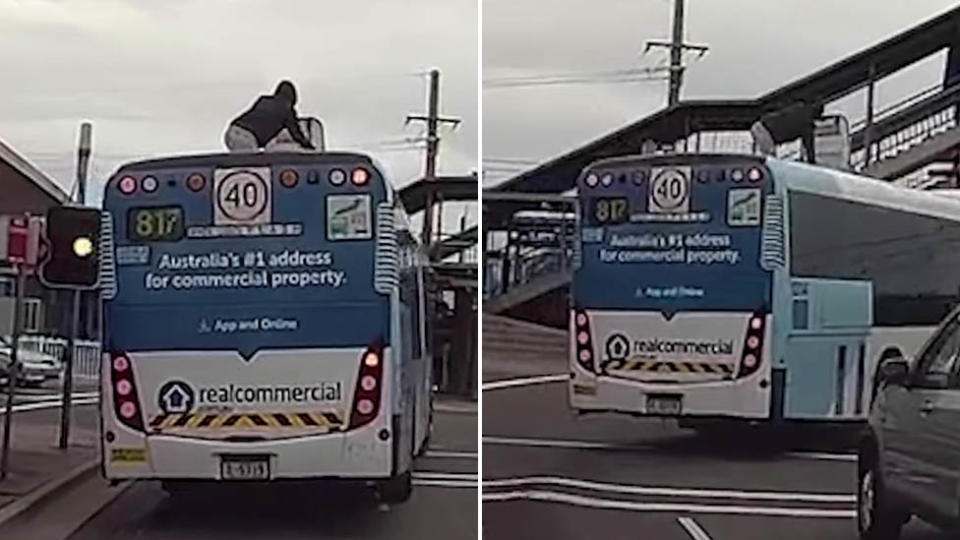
[224,80,315,151]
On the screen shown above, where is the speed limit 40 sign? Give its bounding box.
[213,167,272,225]
[649,167,691,214]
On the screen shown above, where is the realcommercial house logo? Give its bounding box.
[632,337,734,356]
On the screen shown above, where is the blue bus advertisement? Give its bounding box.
[99,152,428,500]
[570,155,774,419]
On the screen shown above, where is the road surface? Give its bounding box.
[482,377,946,539]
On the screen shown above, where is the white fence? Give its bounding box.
[18,335,101,380]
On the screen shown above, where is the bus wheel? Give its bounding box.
[377,470,412,504]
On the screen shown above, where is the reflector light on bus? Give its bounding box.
[141,176,158,193]
[118,176,137,195]
[737,313,766,380]
[119,401,137,419]
[697,170,710,183]
[113,356,129,371]
[731,169,745,182]
[633,171,646,185]
[349,341,385,430]
[585,174,599,187]
[573,309,596,374]
[351,168,370,186]
[357,399,374,415]
[110,352,145,432]
[600,173,613,186]
[329,169,346,186]
[748,168,763,182]
[187,173,206,192]
[279,169,299,188]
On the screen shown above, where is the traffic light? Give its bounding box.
[39,206,102,290]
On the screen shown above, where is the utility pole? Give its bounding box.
[407,69,460,252]
[59,122,92,449]
[645,0,709,106]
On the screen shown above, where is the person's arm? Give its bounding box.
[283,111,314,149]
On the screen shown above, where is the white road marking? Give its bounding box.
[482,374,567,391]
[0,397,98,415]
[412,471,477,489]
[414,480,477,488]
[483,435,856,463]
[482,475,854,503]
[678,517,713,540]
[425,450,478,459]
[483,489,855,518]
[414,472,477,481]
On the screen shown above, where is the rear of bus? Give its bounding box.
[100,152,402,485]
[570,154,777,422]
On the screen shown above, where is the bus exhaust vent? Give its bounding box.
[760,194,785,270]
[99,211,118,300]
[374,202,399,294]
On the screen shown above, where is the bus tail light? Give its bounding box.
[573,309,595,373]
[736,313,766,379]
[186,173,206,192]
[110,352,145,432]
[351,167,370,186]
[118,176,137,195]
[349,340,384,430]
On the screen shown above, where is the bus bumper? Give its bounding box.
[102,423,392,481]
[570,372,771,419]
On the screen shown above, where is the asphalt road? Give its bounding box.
[50,405,477,540]
[482,378,948,540]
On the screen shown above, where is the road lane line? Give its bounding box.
[414,480,477,488]
[482,374,567,391]
[678,517,713,540]
[482,490,856,518]
[483,435,856,462]
[425,450,478,459]
[482,476,854,502]
[414,472,477,481]
[0,397,99,415]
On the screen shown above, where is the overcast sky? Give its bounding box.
[483,0,960,186]
[0,0,477,232]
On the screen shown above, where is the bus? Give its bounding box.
[99,151,433,502]
[569,153,960,428]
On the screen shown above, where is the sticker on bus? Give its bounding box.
[649,167,691,214]
[214,167,272,225]
[327,194,372,241]
[727,188,762,227]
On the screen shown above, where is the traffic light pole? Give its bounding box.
[58,122,92,449]
[1,263,27,479]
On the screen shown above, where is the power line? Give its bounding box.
[483,67,670,89]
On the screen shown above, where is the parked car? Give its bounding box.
[0,336,62,387]
[858,306,960,539]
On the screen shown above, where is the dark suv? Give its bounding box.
[858,309,960,539]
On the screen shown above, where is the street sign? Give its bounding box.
[0,214,44,267]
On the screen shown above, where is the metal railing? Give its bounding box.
[18,335,100,380]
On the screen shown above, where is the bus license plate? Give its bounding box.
[220,457,270,481]
[647,395,682,416]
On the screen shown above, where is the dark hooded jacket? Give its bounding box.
[231,81,313,149]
